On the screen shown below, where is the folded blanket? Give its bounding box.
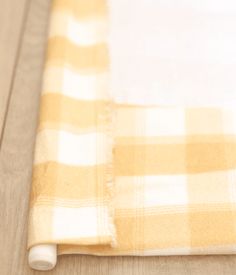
[28,0,236,270]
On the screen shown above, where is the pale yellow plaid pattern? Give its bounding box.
[28,0,236,255]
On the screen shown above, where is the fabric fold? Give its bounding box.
[28,0,236,270]
[28,0,115,249]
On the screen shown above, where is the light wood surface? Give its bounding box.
[0,0,29,142]
[1,0,236,274]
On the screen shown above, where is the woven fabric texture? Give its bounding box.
[28,0,236,256]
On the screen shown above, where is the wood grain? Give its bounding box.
[1,0,236,274]
[0,0,29,143]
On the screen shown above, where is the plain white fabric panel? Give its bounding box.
[108,0,236,106]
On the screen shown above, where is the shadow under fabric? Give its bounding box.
[28,0,236,271]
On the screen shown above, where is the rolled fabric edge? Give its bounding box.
[28,244,57,271]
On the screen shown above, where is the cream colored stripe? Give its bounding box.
[34,129,108,165]
[32,162,106,200]
[46,37,108,72]
[31,197,106,208]
[38,94,108,129]
[116,135,236,145]
[115,136,187,145]
[115,143,186,175]
[37,123,100,135]
[42,66,109,100]
[115,203,236,217]
[49,10,107,46]
[115,138,236,175]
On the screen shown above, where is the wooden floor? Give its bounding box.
[1,0,236,274]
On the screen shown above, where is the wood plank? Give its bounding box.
[0,0,29,142]
[0,0,51,274]
[1,0,236,274]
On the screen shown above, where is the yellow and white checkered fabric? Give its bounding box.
[28,0,236,256]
